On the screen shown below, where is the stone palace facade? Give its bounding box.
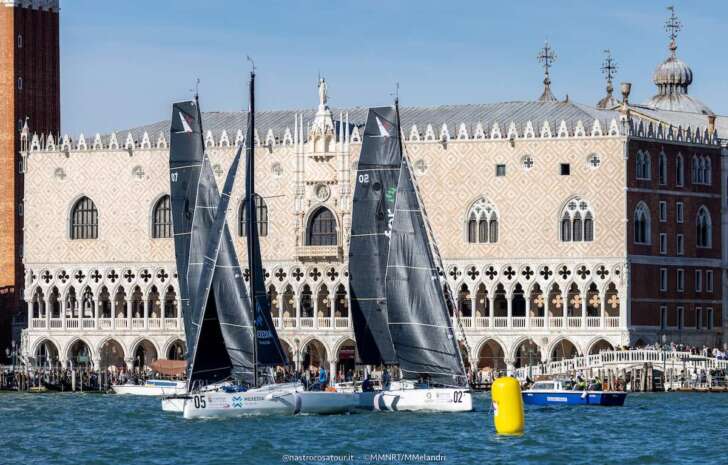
[17,10,728,376]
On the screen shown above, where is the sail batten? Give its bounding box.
[349,106,401,365]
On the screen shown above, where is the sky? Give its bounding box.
[59,0,728,135]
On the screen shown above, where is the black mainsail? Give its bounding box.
[244,71,288,373]
[170,98,256,387]
[169,100,204,362]
[384,103,467,387]
[348,107,400,365]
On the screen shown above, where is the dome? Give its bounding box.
[652,55,693,89]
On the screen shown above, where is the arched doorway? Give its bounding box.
[529,284,544,318]
[551,338,579,361]
[548,283,563,319]
[282,285,295,321]
[301,339,327,371]
[148,286,161,319]
[267,285,280,319]
[335,339,356,380]
[475,283,488,318]
[98,287,111,318]
[65,286,78,318]
[99,339,125,371]
[68,339,92,368]
[316,284,331,324]
[566,283,581,318]
[35,339,59,368]
[477,339,506,372]
[49,287,61,318]
[589,339,614,355]
[130,286,143,318]
[134,339,158,371]
[334,284,348,319]
[81,286,94,318]
[514,339,542,368]
[166,339,186,360]
[493,284,507,319]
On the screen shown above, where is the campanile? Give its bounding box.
[0,0,59,353]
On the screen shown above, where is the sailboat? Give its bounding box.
[163,73,301,418]
[349,102,473,412]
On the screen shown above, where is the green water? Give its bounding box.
[1,392,726,464]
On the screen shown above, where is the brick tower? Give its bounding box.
[0,0,60,357]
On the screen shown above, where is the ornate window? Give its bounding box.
[696,206,712,248]
[70,196,98,240]
[587,153,601,169]
[634,202,651,245]
[658,152,667,185]
[521,155,534,171]
[560,198,594,242]
[676,153,684,186]
[691,156,711,185]
[306,207,337,246]
[635,150,651,180]
[239,194,268,237]
[465,198,498,244]
[152,195,172,238]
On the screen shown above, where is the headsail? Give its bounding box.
[245,71,288,368]
[385,113,467,387]
[348,107,400,365]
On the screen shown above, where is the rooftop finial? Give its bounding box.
[537,40,558,102]
[665,5,681,55]
[597,50,618,109]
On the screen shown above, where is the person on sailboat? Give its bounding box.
[318,366,328,391]
[382,367,391,390]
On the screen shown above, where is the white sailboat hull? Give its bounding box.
[297,391,360,415]
[182,390,300,419]
[112,381,187,396]
[369,388,472,412]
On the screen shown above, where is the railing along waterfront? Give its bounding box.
[513,349,728,380]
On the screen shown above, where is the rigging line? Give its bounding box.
[350,233,387,237]
[389,322,455,329]
[171,163,202,170]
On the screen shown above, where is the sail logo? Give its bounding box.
[374,116,391,138]
[175,111,194,133]
[383,208,395,238]
[257,330,273,339]
[232,395,243,408]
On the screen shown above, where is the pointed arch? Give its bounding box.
[465,197,498,244]
[560,197,594,242]
[676,153,685,186]
[658,151,667,185]
[634,202,651,244]
[696,206,712,248]
[305,206,337,246]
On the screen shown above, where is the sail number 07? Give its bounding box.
[170,172,178,183]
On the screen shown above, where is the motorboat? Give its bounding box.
[522,380,627,406]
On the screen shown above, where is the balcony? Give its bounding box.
[566,317,582,329]
[29,317,183,333]
[334,317,350,329]
[586,317,601,328]
[529,317,545,328]
[512,317,526,328]
[294,245,341,261]
[606,316,620,328]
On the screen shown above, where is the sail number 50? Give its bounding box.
[358,174,369,184]
[193,395,206,409]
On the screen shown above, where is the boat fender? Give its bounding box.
[491,377,524,436]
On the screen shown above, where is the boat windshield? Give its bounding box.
[532,382,556,390]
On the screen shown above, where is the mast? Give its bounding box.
[246,70,258,388]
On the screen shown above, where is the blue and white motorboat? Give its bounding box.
[522,380,627,406]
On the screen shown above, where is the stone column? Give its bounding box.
[506,291,513,328]
[61,293,67,328]
[313,293,319,329]
[329,360,337,384]
[95,298,101,329]
[27,300,33,329]
[581,290,587,329]
[45,295,51,326]
[143,297,149,330]
[126,299,132,329]
[600,290,607,328]
[544,291,550,330]
[177,298,183,332]
[525,293,531,328]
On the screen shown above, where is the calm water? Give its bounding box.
[1,391,726,465]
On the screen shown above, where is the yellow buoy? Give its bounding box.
[491,376,524,436]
